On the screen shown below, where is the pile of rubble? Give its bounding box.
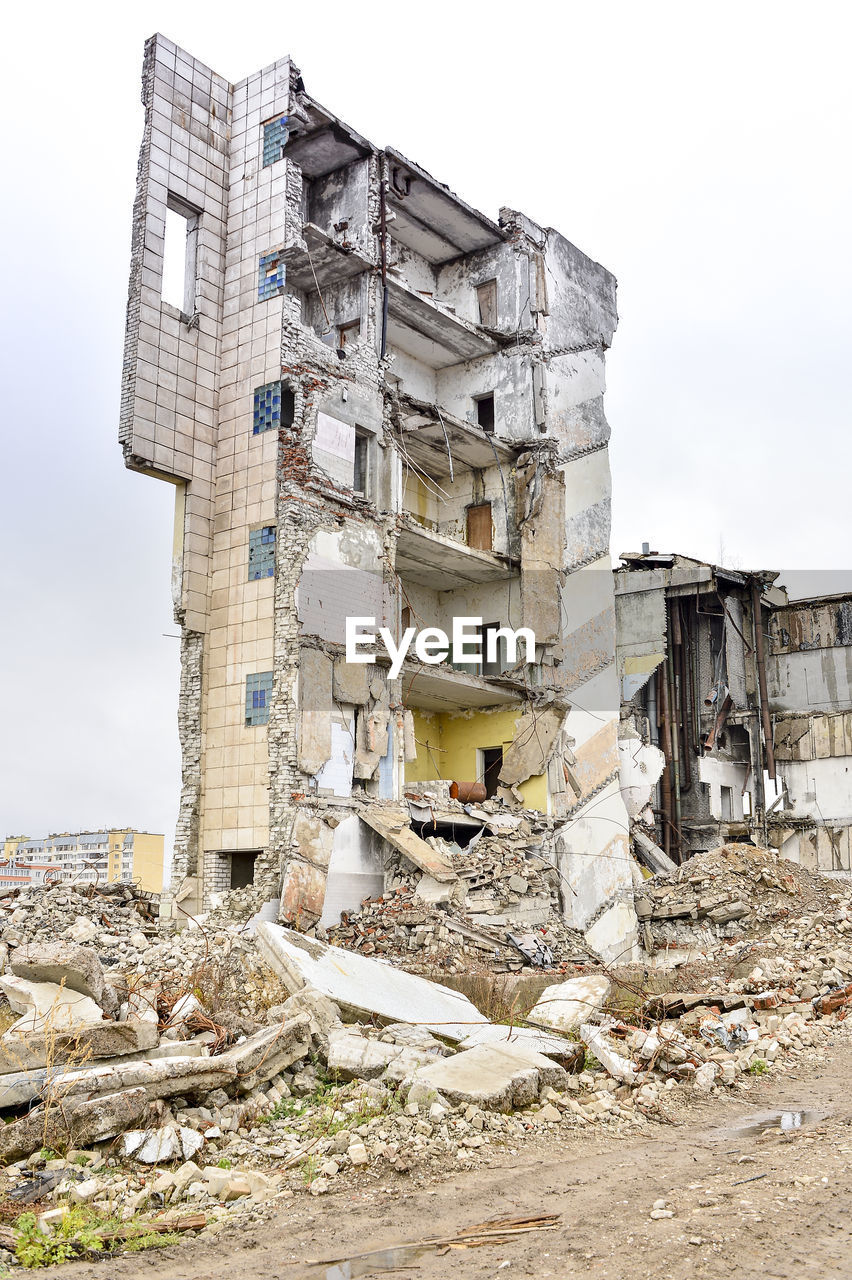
[326,832,599,973]
[636,842,851,952]
[0,845,851,1265]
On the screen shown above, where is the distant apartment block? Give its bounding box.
[0,831,165,893]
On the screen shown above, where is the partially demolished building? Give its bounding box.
[120,36,638,962]
[767,592,852,872]
[615,556,852,877]
[615,552,783,864]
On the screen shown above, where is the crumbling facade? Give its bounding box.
[121,35,638,962]
[767,592,852,873]
[615,552,782,864]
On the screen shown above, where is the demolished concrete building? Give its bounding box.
[767,591,852,873]
[616,555,852,878]
[615,551,784,864]
[120,35,638,963]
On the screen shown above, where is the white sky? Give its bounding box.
[1,0,850,851]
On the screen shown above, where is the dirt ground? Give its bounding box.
[51,1028,852,1280]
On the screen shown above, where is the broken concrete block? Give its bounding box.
[0,1086,150,1164]
[527,975,612,1035]
[68,917,98,944]
[2,1015,159,1070]
[272,987,342,1051]
[326,1030,436,1082]
[167,993,204,1025]
[410,1042,568,1112]
[123,1127,181,1164]
[578,1021,637,1084]
[10,942,115,1014]
[279,860,327,928]
[291,811,335,871]
[358,808,458,882]
[218,1016,312,1092]
[255,923,487,1041]
[584,900,641,966]
[0,975,104,1034]
[333,656,370,705]
[415,875,456,905]
[0,1053,238,1112]
[458,1022,579,1062]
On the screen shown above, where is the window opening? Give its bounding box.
[481,747,503,798]
[353,429,370,496]
[338,319,361,356]
[475,393,495,433]
[720,785,734,820]
[476,279,498,327]
[162,196,199,314]
[230,851,258,890]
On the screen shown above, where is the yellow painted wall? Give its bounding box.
[405,708,547,812]
[402,473,438,528]
[130,833,165,893]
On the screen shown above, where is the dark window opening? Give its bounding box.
[281,386,296,427]
[481,622,503,676]
[475,394,495,433]
[408,820,480,848]
[482,747,503,798]
[230,851,258,890]
[353,429,369,496]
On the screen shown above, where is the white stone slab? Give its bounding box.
[527,975,611,1034]
[255,923,487,1042]
[410,1041,568,1112]
[458,1022,577,1060]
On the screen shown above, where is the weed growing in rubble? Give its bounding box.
[15,1209,104,1268]
[216,1157,233,1169]
[123,1231,182,1252]
[748,1058,768,1075]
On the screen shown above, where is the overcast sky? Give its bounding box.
[1,1,849,852]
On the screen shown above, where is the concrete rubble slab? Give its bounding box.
[10,942,116,1015]
[458,1022,579,1061]
[0,1054,240,1111]
[0,975,105,1033]
[255,923,486,1041]
[218,1017,311,1091]
[0,1086,150,1164]
[408,1041,568,1112]
[358,808,458,883]
[326,1029,439,1082]
[122,1125,204,1164]
[1,1016,159,1070]
[527,975,612,1034]
[579,1021,637,1084]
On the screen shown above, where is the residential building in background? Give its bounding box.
[0,831,164,892]
[120,34,638,963]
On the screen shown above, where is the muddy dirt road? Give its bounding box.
[56,1032,852,1280]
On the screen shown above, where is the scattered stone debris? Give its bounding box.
[324,831,601,974]
[0,844,851,1266]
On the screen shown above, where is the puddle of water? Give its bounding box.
[711,1107,828,1139]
